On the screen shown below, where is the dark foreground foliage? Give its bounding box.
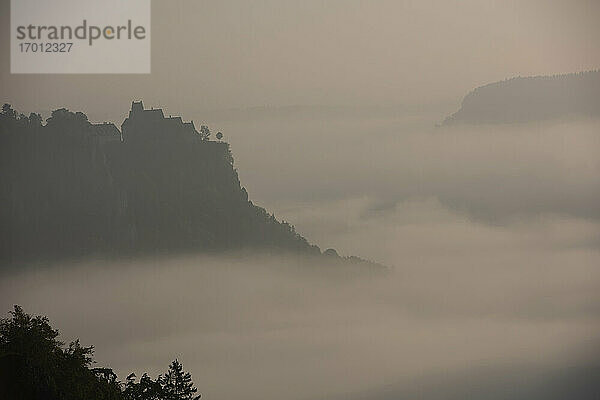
[0,306,200,400]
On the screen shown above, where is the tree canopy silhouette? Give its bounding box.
[0,305,122,400]
[0,306,202,400]
[160,360,200,400]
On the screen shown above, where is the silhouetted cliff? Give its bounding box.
[443,70,600,125]
[0,102,336,265]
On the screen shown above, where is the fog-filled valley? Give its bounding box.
[2,112,599,399]
[216,112,600,264]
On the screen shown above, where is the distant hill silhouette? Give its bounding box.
[443,70,600,125]
[0,102,383,268]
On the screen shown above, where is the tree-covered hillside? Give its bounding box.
[0,102,323,265]
[443,70,600,125]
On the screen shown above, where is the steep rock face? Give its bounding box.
[0,102,320,265]
[443,70,600,125]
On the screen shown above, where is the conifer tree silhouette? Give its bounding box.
[160,359,201,400]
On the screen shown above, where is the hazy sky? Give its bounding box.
[1,0,600,121]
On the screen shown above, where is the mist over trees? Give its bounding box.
[443,70,600,125]
[0,306,200,400]
[0,102,323,266]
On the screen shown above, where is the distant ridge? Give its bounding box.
[0,101,385,270]
[443,70,600,125]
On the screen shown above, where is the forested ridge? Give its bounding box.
[0,102,326,266]
[443,70,600,125]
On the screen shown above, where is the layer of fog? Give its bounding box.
[219,114,600,228]
[1,249,598,400]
